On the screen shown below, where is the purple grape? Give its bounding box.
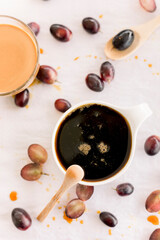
[65,199,85,219]
[50,24,72,42]
[139,0,156,13]
[145,190,160,213]
[100,61,115,83]
[144,135,160,156]
[100,212,118,227]
[28,22,40,36]
[149,228,160,240]
[28,144,48,164]
[55,99,71,113]
[76,184,94,201]
[21,163,42,181]
[15,89,29,107]
[116,183,134,196]
[112,29,134,50]
[11,208,32,231]
[82,17,100,34]
[86,73,104,92]
[37,65,57,84]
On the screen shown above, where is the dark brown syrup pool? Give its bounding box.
[55,104,132,182]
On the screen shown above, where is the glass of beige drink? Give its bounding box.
[0,15,39,96]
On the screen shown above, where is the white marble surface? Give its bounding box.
[1,0,160,239]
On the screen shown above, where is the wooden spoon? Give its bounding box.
[37,165,84,222]
[104,15,160,60]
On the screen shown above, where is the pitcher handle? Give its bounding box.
[122,103,152,131]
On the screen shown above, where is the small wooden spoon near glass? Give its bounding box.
[104,15,160,60]
[37,165,84,222]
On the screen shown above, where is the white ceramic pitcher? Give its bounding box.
[52,101,152,186]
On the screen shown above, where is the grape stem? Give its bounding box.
[55,80,61,84]
[42,172,50,176]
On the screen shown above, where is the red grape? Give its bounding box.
[149,228,160,240]
[21,163,42,181]
[28,22,40,36]
[86,73,104,92]
[116,183,134,196]
[37,65,57,84]
[145,190,160,213]
[28,144,48,164]
[12,208,32,231]
[144,135,160,156]
[100,212,118,227]
[15,89,29,107]
[65,199,85,219]
[76,184,94,201]
[100,61,115,83]
[112,30,134,50]
[82,17,100,34]
[139,0,156,12]
[50,24,72,42]
[54,99,71,113]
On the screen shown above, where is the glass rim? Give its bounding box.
[0,15,39,96]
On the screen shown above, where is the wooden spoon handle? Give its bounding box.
[149,15,160,30]
[37,185,64,222]
[136,15,160,35]
[37,165,84,222]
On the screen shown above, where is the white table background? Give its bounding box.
[1,0,160,239]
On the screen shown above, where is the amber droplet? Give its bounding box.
[63,211,73,224]
[80,220,83,224]
[36,180,42,184]
[148,64,152,68]
[40,48,44,54]
[99,14,103,19]
[108,229,112,235]
[147,215,159,225]
[53,85,61,91]
[29,78,41,87]
[56,66,61,70]
[29,79,36,87]
[86,54,92,58]
[10,191,17,201]
[74,57,79,61]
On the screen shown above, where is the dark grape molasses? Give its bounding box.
[55,104,132,181]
